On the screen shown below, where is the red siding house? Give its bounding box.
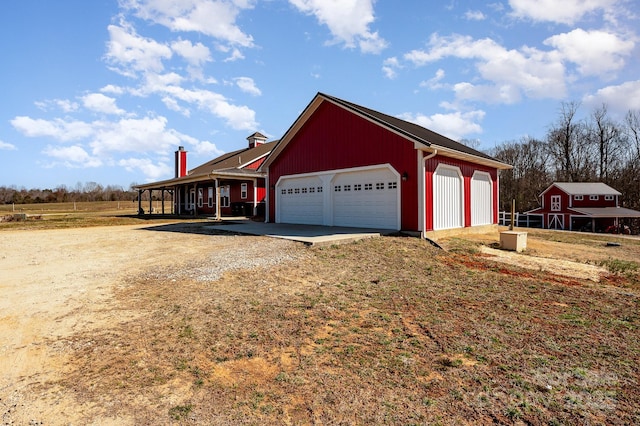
[260,93,512,239]
[135,133,274,218]
[527,182,640,232]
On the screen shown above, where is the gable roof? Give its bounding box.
[542,182,621,197]
[261,92,511,171]
[134,141,276,190]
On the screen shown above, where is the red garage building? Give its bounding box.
[260,93,512,239]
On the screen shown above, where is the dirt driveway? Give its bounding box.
[0,223,299,424]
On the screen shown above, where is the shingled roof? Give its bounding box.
[134,140,275,190]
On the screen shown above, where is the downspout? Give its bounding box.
[421,149,437,238]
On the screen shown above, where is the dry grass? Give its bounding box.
[0,201,185,230]
[51,229,640,425]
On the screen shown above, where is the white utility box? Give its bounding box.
[500,231,527,252]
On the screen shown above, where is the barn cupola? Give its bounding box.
[247,132,267,149]
[175,146,187,178]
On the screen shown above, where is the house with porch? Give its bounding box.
[134,132,274,218]
[526,182,640,232]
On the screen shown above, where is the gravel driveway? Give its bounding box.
[0,223,301,424]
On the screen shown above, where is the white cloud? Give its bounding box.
[89,116,184,155]
[382,56,401,79]
[464,10,486,21]
[161,96,191,116]
[34,99,79,113]
[544,29,634,77]
[100,84,125,95]
[105,22,172,77]
[509,0,618,25]
[171,39,212,66]
[420,69,446,90]
[11,116,94,141]
[398,109,485,141]
[288,0,388,54]
[82,93,126,115]
[42,145,103,168]
[122,0,255,47]
[583,80,640,113]
[0,140,17,150]
[192,140,224,156]
[234,76,261,96]
[148,82,258,130]
[404,33,566,103]
[118,157,173,181]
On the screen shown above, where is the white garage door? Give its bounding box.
[433,165,463,230]
[471,171,493,226]
[276,166,400,230]
[332,168,399,229]
[277,176,324,225]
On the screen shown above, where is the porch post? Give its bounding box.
[253,178,258,216]
[161,189,165,214]
[215,178,221,219]
[137,189,143,215]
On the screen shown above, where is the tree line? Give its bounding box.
[0,182,149,205]
[491,102,640,213]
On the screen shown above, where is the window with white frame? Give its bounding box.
[574,195,583,201]
[220,186,230,207]
[590,195,599,201]
[208,187,214,208]
[551,195,561,211]
[241,183,248,199]
[605,195,614,201]
[197,188,203,208]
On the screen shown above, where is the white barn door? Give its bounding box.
[471,171,493,226]
[433,164,463,230]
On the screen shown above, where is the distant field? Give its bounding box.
[0,200,139,215]
[0,201,180,230]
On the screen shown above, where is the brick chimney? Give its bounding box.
[247,132,267,149]
[175,146,187,178]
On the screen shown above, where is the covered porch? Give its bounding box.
[569,207,640,234]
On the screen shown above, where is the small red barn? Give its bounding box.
[527,182,640,232]
[260,93,512,238]
[135,132,274,217]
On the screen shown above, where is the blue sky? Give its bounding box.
[1,0,639,189]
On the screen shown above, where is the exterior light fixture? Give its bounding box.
[402,171,409,181]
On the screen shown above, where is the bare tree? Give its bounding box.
[588,104,623,182]
[491,137,551,211]
[546,101,594,181]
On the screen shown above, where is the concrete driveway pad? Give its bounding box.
[208,221,392,245]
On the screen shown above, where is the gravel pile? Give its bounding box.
[144,236,306,282]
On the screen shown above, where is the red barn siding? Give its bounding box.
[571,195,617,208]
[246,157,266,170]
[268,101,419,230]
[424,157,499,231]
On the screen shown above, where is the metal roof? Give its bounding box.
[569,206,640,218]
[552,182,621,196]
